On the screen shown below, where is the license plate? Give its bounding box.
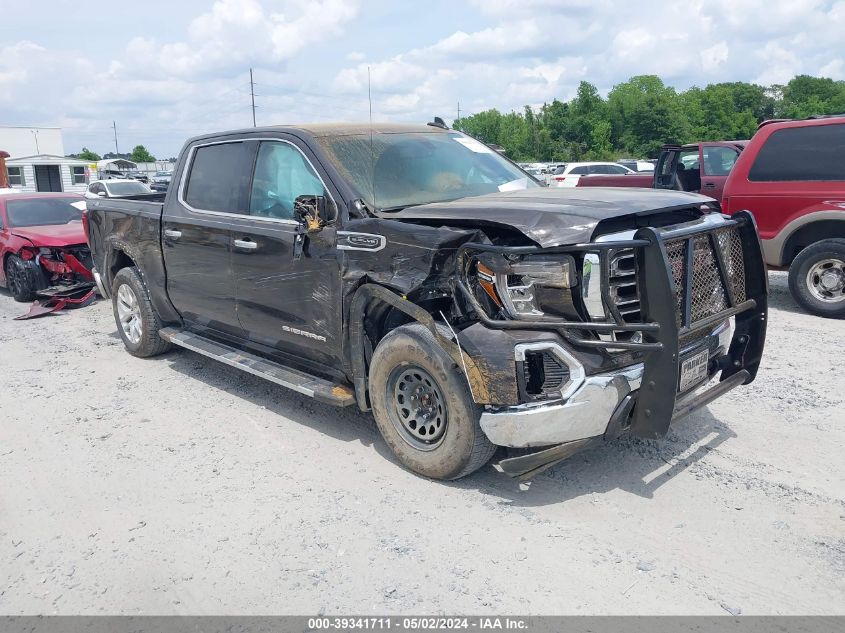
[679,349,709,392]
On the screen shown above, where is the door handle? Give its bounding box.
[163,229,182,239]
[233,238,258,251]
[702,182,716,189]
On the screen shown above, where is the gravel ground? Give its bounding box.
[0,271,843,615]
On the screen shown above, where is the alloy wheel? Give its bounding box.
[116,283,143,344]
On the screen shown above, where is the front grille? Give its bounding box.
[607,249,640,343]
[522,351,569,399]
[665,226,747,328]
[604,225,747,334]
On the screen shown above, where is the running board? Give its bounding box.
[159,327,356,407]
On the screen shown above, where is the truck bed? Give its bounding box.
[86,194,168,306]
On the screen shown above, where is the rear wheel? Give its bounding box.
[111,267,171,357]
[788,239,845,319]
[369,323,496,480]
[5,254,44,302]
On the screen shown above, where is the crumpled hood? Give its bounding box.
[388,187,712,247]
[11,222,87,248]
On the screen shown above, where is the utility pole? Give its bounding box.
[456,102,461,127]
[112,121,119,155]
[250,68,257,127]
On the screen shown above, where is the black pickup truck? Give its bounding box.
[85,122,768,481]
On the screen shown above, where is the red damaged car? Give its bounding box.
[0,193,94,302]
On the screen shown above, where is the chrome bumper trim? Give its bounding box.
[480,363,644,448]
[92,268,108,297]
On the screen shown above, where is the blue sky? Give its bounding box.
[2,0,843,158]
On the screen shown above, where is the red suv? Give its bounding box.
[723,115,845,318]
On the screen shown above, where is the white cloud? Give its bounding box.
[2,0,844,158]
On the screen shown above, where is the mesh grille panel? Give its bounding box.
[715,228,747,303]
[665,240,687,326]
[663,226,746,327]
[689,234,729,322]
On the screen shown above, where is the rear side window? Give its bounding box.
[184,142,244,212]
[749,124,845,181]
[569,166,590,175]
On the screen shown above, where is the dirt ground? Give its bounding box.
[0,271,843,615]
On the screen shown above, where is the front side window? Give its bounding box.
[7,166,24,186]
[249,142,329,220]
[749,124,845,182]
[184,142,244,212]
[6,197,82,227]
[702,146,739,176]
[71,166,87,185]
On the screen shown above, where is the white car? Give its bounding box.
[550,161,635,187]
[85,179,153,199]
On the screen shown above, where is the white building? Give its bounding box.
[4,154,92,194]
[1,126,91,193]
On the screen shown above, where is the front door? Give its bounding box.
[162,140,249,338]
[230,139,342,369]
[700,144,740,203]
[34,165,62,192]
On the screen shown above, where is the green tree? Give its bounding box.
[74,147,101,161]
[130,145,156,163]
[781,75,845,118]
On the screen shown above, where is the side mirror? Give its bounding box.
[97,191,107,197]
[293,195,328,233]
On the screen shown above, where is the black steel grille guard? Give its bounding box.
[456,210,768,438]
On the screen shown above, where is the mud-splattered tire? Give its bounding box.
[788,239,845,319]
[111,266,171,357]
[5,254,44,302]
[369,322,496,480]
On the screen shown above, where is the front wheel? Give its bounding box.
[5,254,45,302]
[111,267,172,357]
[368,323,496,480]
[788,239,845,318]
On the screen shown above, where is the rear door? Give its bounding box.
[654,145,701,192]
[162,139,250,338]
[700,143,740,202]
[229,137,343,368]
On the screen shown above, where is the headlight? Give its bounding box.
[475,256,576,319]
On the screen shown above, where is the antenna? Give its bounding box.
[250,68,257,127]
[368,65,376,211]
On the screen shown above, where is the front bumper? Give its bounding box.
[481,363,642,447]
[480,320,734,448]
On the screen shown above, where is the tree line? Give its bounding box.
[453,74,845,162]
[67,145,160,163]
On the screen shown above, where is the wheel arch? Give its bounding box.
[348,283,490,412]
[768,210,845,267]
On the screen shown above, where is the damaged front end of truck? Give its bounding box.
[344,198,767,482]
